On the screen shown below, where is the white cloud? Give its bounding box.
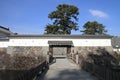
[89,9,108,18]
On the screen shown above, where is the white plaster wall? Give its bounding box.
[72,39,111,46]
[9,39,48,46]
[8,38,111,47]
[0,41,9,47]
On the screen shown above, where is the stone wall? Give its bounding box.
[70,46,116,67]
[0,48,11,69]
[0,48,7,54]
[0,46,49,70]
[1,46,117,69]
[53,47,67,55]
[11,46,48,70]
[12,47,45,56]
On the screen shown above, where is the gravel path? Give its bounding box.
[38,58,98,80]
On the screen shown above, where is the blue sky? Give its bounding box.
[0,0,120,36]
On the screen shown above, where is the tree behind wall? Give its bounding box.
[81,21,107,35]
[45,4,79,34]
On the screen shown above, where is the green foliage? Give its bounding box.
[45,24,58,34]
[45,4,79,34]
[81,21,107,35]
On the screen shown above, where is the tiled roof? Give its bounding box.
[0,26,13,35]
[9,34,112,39]
[0,26,9,30]
[0,37,9,41]
[48,41,73,45]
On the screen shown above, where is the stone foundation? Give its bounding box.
[70,46,115,67]
[0,46,116,69]
[0,48,11,69]
[0,46,49,70]
[13,47,44,56]
[0,48,7,54]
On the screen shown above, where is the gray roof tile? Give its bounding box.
[9,34,112,39]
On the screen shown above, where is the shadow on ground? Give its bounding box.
[0,70,28,80]
[38,69,97,80]
[35,68,49,80]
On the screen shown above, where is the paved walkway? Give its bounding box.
[38,58,98,80]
